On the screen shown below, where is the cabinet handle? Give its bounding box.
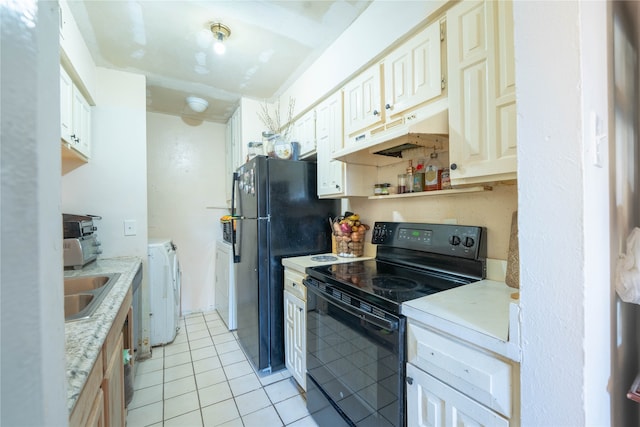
[450,163,458,170]
[335,184,341,190]
[406,377,413,385]
[385,103,392,110]
[373,110,380,116]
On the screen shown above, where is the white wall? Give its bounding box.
[62,67,150,356]
[146,112,228,314]
[0,2,68,425]
[514,1,639,425]
[347,184,517,259]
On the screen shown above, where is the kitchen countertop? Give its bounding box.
[64,257,142,414]
[282,252,373,273]
[402,278,521,362]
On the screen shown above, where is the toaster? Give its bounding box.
[64,234,101,269]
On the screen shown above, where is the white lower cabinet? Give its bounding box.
[406,363,509,427]
[283,268,307,390]
[406,320,518,426]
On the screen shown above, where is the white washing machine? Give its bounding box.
[215,239,236,330]
[148,238,181,346]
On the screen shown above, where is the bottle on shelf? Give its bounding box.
[424,149,443,191]
[406,160,415,192]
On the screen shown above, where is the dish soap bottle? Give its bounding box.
[424,149,442,191]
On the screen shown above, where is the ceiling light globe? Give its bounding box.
[186,96,209,113]
[214,41,226,55]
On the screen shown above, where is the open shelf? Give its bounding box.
[368,185,492,200]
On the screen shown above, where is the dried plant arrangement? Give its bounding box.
[257,97,296,142]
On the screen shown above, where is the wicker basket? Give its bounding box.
[333,228,368,257]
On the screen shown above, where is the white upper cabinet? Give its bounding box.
[291,110,316,158]
[384,19,443,119]
[339,18,446,152]
[343,64,384,144]
[72,85,91,159]
[316,93,344,197]
[316,92,375,198]
[447,0,517,186]
[60,65,73,143]
[60,65,92,160]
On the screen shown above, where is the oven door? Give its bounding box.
[306,283,405,427]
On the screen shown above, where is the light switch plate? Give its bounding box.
[124,219,137,236]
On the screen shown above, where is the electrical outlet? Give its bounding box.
[443,218,458,224]
[124,220,137,236]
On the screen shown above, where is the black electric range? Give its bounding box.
[303,221,487,427]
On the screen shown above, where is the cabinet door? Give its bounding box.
[316,93,345,197]
[343,64,384,142]
[86,388,105,427]
[406,363,510,427]
[292,110,316,158]
[72,85,91,158]
[60,66,73,143]
[447,0,516,185]
[384,20,443,118]
[284,291,306,390]
[102,333,125,427]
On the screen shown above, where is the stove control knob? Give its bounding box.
[463,236,475,247]
[449,235,461,246]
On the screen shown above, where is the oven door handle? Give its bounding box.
[306,282,399,331]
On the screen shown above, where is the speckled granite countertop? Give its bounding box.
[64,257,142,414]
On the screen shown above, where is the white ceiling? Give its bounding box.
[67,1,372,124]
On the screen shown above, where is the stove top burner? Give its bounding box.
[370,275,419,291]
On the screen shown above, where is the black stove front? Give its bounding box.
[303,222,487,427]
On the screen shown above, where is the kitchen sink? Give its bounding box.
[64,275,110,295]
[64,273,120,321]
[64,294,94,317]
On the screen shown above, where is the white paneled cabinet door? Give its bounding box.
[384,20,443,118]
[284,290,306,390]
[292,110,316,158]
[71,85,91,158]
[406,363,510,427]
[60,66,73,143]
[317,92,345,197]
[447,0,516,186]
[343,64,384,144]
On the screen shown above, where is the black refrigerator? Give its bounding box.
[231,156,339,374]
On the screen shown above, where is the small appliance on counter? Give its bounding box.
[63,213,102,269]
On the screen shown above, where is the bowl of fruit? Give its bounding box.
[331,212,370,257]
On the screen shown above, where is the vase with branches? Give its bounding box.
[257,97,296,153]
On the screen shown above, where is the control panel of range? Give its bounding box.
[371,221,486,259]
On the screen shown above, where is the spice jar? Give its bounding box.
[381,183,390,195]
[374,184,383,196]
[397,174,407,194]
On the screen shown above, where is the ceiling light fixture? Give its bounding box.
[210,22,231,55]
[186,96,209,113]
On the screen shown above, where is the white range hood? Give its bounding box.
[333,98,449,167]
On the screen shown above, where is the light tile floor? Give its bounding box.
[126,310,319,427]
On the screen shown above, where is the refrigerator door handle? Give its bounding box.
[231,172,241,263]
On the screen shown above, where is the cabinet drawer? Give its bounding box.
[407,322,513,418]
[284,269,306,301]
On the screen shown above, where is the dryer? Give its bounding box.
[148,238,181,346]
